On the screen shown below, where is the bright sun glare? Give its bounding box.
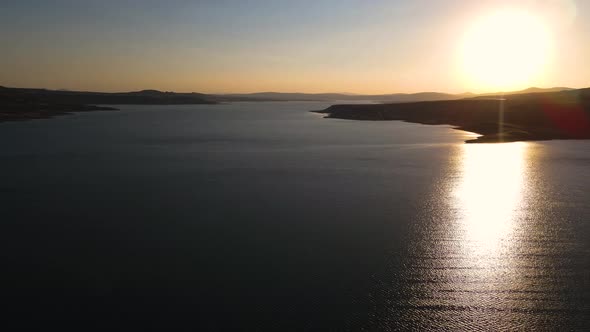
[454,142,527,259]
[460,10,552,92]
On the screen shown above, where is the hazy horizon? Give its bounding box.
[2,0,589,94]
[0,84,582,96]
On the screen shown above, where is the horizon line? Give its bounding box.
[1,84,581,96]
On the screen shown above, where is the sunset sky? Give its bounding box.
[2,0,589,94]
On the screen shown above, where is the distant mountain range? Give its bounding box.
[220,91,475,102]
[0,85,575,105]
[219,87,574,102]
[475,87,574,97]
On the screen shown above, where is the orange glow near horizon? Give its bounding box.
[2,1,588,94]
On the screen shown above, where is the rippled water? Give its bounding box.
[1,102,588,330]
[365,142,590,330]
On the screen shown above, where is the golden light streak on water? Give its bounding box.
[453,142,527,263]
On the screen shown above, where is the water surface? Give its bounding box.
[1,102,588,330]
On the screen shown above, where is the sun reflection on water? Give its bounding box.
[453,142,528,259]
[387,141,578,330]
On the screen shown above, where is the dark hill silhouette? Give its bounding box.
[314,88,590,143]
[2,87,217,105]
[0,87,220,122]
[0,85,581,125]
[0,87,118,123]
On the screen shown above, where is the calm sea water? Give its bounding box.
[1,102,589,330]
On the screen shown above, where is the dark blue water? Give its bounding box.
[1,102,589,330]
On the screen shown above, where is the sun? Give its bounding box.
[459,9,552,92]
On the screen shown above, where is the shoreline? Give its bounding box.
[313,88,590,143]
[0,104,119,123]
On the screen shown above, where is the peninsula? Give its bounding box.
[314,88,590,143]
[0,86,217,123]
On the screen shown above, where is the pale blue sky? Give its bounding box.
[2,0,589,93]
